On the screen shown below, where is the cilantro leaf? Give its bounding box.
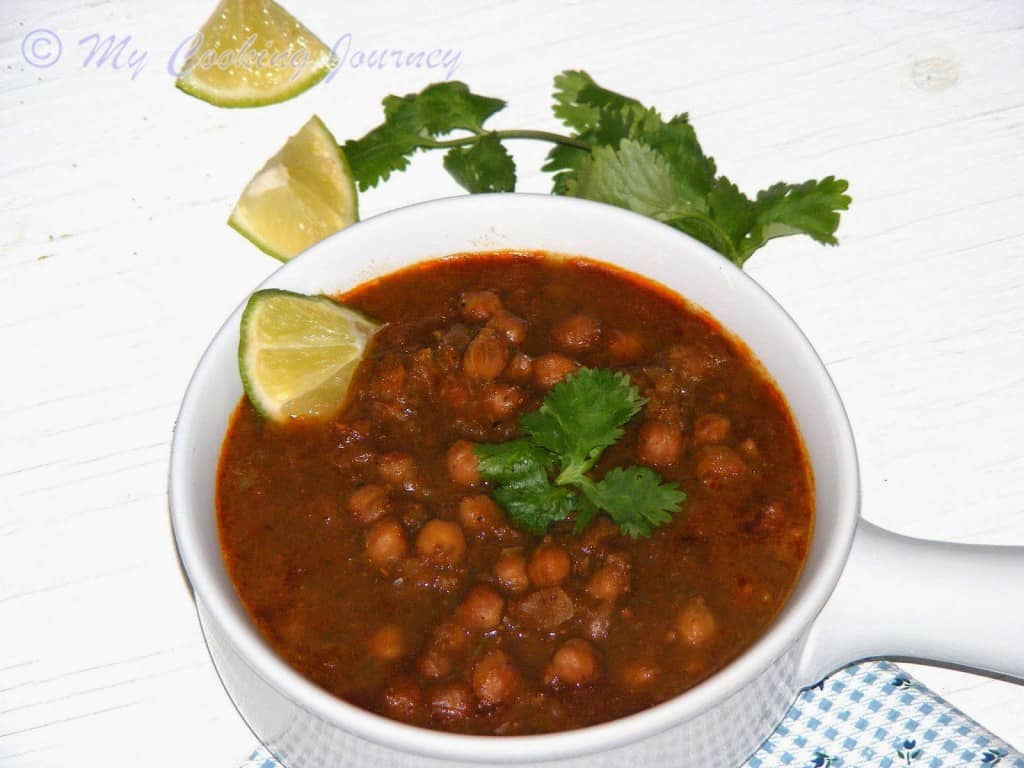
[552,70,644,133]
[492,483,577,536]
[475,438,554,486]
[669,215,740,261]
[571,492,601,535]
[543,142,586,195]
[640,114,716,204]
[342,82,506,190]
[552,88,848,268]
[582,105,659,154]
[382,82,506,136]
[707,176,757,247]
[443,134,516,193]
[664,175,757,264]
[547,72,657,195]
[475,440,575,534]
[545,70,848,265]
[666,175,851,267]
[580,468,687,539]
[520,368,645,485]
[551,70,602,133]
[342,124,420,190]
[565,140,698,222]
[740,177,851,260]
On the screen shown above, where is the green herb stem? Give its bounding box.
[554,461,590,488]
[419,129,590,151]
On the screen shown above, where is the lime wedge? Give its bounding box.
[228,116,358,261]
[239,289,379,421]
[176,0,337,108]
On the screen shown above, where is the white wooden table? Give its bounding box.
[2,0,1022,765]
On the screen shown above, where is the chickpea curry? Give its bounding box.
[216,252,813,735]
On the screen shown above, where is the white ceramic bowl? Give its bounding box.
[170,194,1024,768]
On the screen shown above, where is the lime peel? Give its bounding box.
[228,116,358,261]
[239,289,379,421]
[175,0,337,108]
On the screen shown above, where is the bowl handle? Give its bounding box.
[797,518,1024,687]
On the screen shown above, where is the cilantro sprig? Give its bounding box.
[475,439,579,535]
[340,71,850,267]
[521,367,645,486]
[473,368,686,539]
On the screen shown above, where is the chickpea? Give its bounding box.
[346,484,390,526]
[463,328,509,381]
[494,549,529,593]
[544,639,599,687]
[675,596,717,647]
[429,681,475,720]
[365,518,409,568]
[533,353,579,390]
[636,420,684,467]
[472,650,520,705]
[418,647,452,679]
[383,677,423,722]
[460,290,503,322]
[458,495,506,535]
[512,587,575,630]
[694,414,731,444]
[432,619,471,654]
[487,310,528,345]
[696,445,747,488]
[620,660,659,691]
[446,440,480,486]
[580,517,620,552]
[504,352,534,383]
[586,555,631,602]
[607,329,644,365]
[665,344,719,380]
[377,451,417,487]
[372,357,406,402]
[527,543,571,587]
[416,519,467,565]
[484,383,525,421]
[456,584,505,631]
[551,313,601,351]
[368,624,405,661]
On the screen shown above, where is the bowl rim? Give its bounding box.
[169,192,860,763]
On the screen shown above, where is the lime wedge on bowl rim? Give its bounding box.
[239,289,379,421]
[229,116,358,261]
[175,0,337,107]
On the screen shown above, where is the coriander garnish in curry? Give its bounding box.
[216,251,813,734]
[475,368,686,538]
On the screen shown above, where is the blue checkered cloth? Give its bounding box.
[240,661,1022,768]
